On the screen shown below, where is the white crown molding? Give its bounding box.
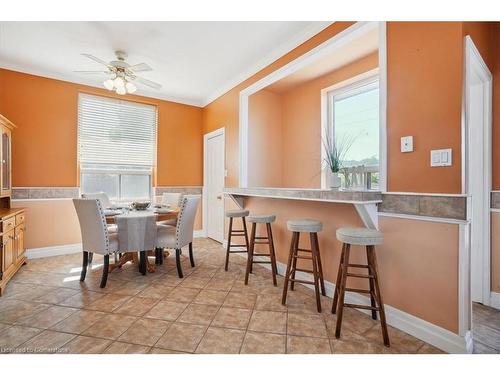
[201,21,333,107]
[0,62,204,107]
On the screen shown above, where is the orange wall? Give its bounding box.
[280,52,378,188]
[387,22,463,193]
[246,52,378,189]
[0,68,203,187]
[202,22,356,188]
[491,213,500,293]
[204,22,497,194]
[248,89,283,187]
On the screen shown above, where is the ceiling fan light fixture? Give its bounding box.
[103,79,114,90]
[115,86,126,95]
[113,76,125,88]
[125,82,137,94]
[79,51,161,95]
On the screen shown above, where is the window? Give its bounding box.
[327,75,379,190]
[78,93,157,202]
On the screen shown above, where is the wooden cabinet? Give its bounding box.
[0,114,25,297]
[15,223,25,260]
[2,226,15,277]
[0,210,26,295]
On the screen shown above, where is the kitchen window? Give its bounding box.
[78,93,157,202]
[325,73,379,190]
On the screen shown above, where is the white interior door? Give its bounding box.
[205,130,225,242]
[466,37,492,304]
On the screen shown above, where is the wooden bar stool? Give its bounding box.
[244,214,278,286]
[224,209,250,271]
[332,227,390,347]
[282,219,326,312]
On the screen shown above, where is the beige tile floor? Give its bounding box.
[0,238,444,354]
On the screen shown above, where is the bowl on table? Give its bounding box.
[130,201,151,211]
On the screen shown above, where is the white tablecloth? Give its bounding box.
[114,210,158,252]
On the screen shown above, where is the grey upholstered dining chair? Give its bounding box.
[73,198,118,288]
[161,192,183,209]
[157,195,200,278]
[81,192,112,209]
[157,192,183,227]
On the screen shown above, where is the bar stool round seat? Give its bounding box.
[225,209,250,218]
[336,227,383,246]
[287,219,322,233]
[248,214,276,223]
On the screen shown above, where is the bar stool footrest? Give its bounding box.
[344,303,380,311]
[296,248,312,253]
[294,267,313,274]
[345,287,375,296]
[289,278,315,285]
[346,272,374,279]
[348,263,369,269]
[294,255,313,260]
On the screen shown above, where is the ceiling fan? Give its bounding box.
[75,50,162,95]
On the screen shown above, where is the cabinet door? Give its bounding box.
[15,224,25,261]
[1,231,14,274]
[1,127,11,195]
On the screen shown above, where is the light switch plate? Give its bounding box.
[430,148,452,167]
[401,136,413,153]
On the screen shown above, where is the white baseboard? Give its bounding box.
[26,243,82,259]
[228,246,467,354]
[194,230,206,238]
[490,291,500,310]
[26,232,207,260]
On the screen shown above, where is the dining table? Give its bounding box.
[105,207,179,273]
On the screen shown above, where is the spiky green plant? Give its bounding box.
[322,132,355,173]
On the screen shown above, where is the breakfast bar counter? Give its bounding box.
[224,187,382,229]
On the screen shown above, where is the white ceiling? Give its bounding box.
[0,21,331,107]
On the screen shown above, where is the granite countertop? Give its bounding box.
[223,187,382,204]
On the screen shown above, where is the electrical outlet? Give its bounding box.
[430,149,452,167]
[401,136,414,153]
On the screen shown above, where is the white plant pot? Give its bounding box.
[330,172,341,190]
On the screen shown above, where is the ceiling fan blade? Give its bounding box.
[81,53,111,68]
[134,76,162,90]
[73,70,109,74]
[128,63,152,73]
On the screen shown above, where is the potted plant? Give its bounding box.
[322,133,354,190]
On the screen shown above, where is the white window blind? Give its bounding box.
[78,93,157,168]
[78,93,157,201]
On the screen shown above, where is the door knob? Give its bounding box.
[216,195,222,200]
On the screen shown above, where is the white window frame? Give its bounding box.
[80,165,153,202]
[320,68,380,190]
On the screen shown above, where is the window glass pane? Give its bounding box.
[120,174,151,201]
[334,86,379,168]
[81,173,119,200]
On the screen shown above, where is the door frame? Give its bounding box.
[464,35,493,307]
[203,127,225,241]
